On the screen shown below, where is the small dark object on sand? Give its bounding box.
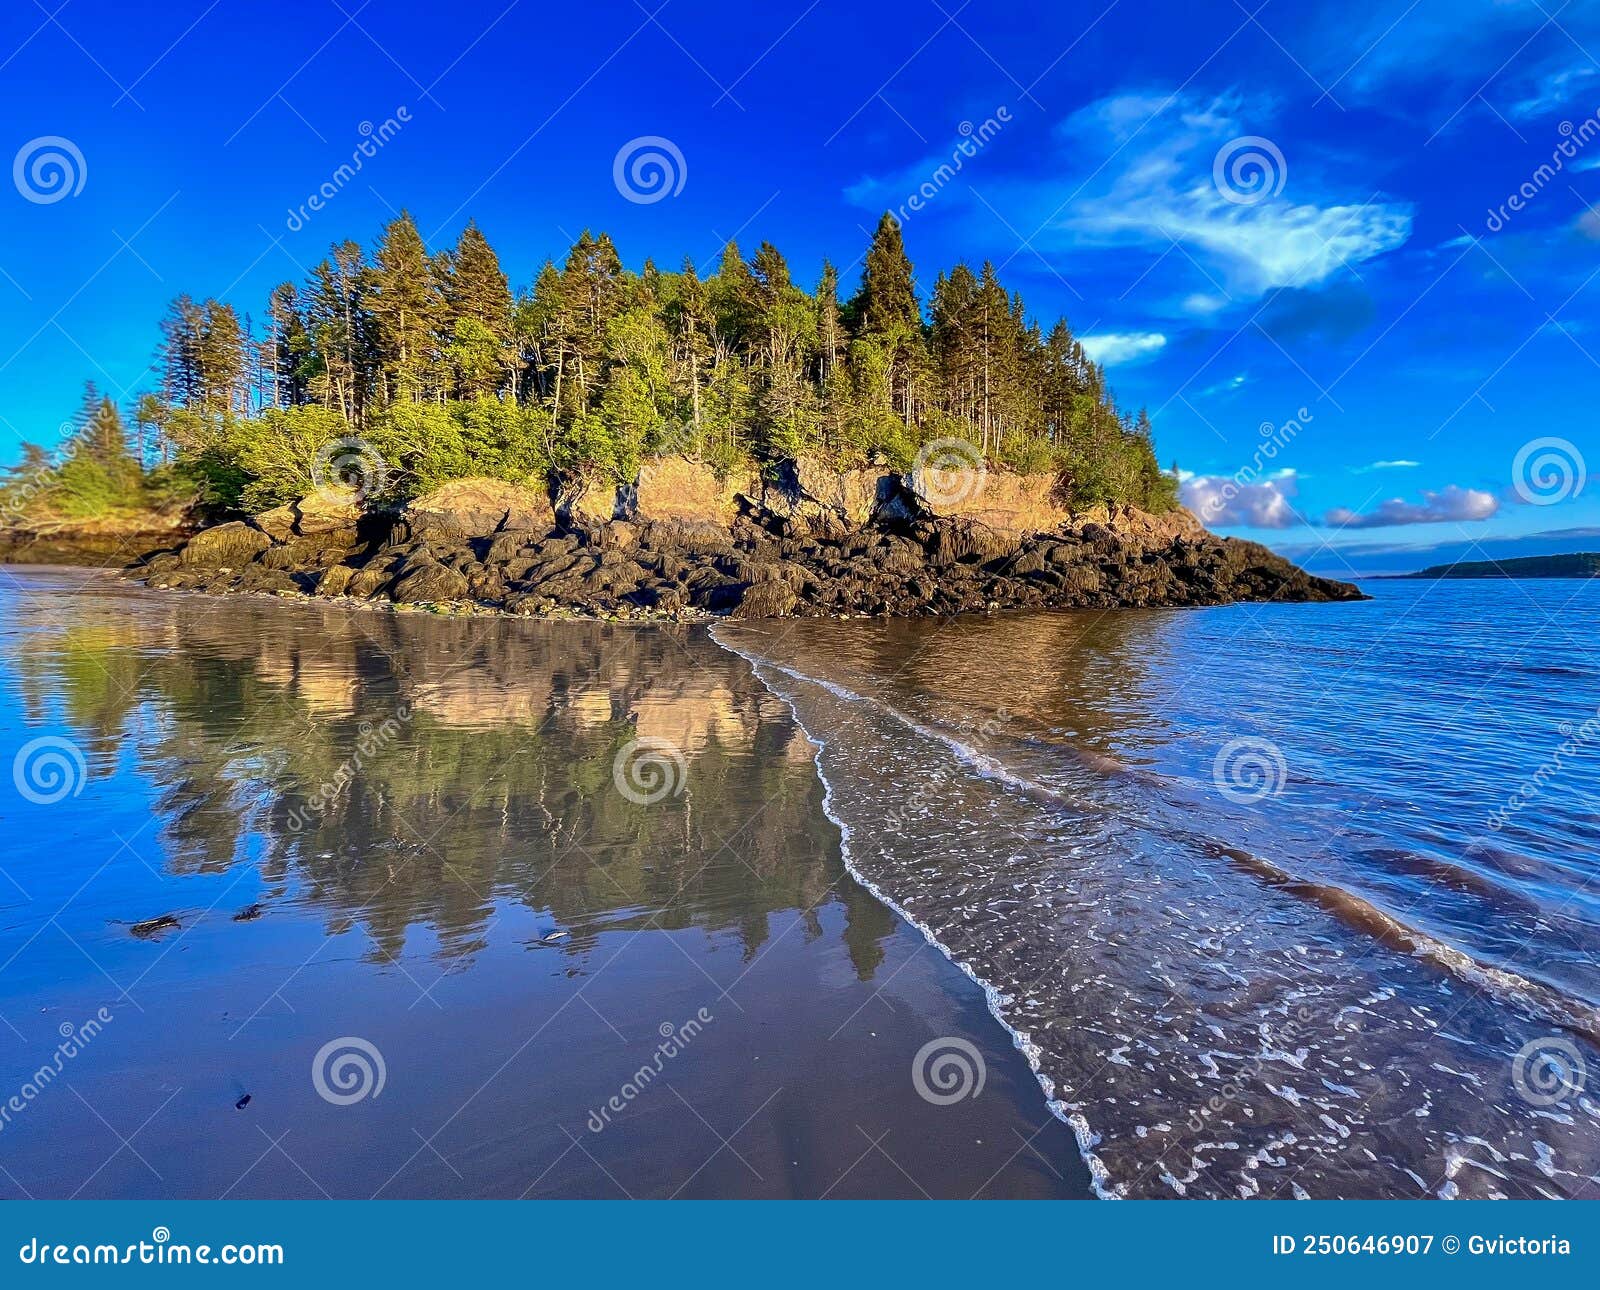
[129,914,180,938]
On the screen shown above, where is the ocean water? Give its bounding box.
[715,577,1600,1198]
[3,567,1595,1199]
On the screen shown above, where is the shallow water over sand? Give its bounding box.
[716,579,1600,1198]
[0,568,1086,1199]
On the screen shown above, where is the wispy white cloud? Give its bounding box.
[1325,485,1498,528]
[1049,91,1411,299]
[1181,292,1229,316]
[1328,3,1600,103]
[1352,459,1421,473]
[1197,372,1248,397]
[1078,331,1167,365]
[1509,63,1599,121]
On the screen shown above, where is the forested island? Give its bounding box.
[0,212,1359,618]
[1402,553,1600,579]
[3,212,1173,520]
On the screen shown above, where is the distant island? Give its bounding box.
[1400,553,1600,579]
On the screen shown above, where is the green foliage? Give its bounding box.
[232,406,356,510]
[5,385,170,521]
[367,399,548,494]
[8,212,1182,521]
[451,397,549,484]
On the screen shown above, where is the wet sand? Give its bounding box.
[0,568,1089,1199]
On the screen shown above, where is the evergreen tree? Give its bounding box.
[366,212,439,405]
[847,214,926,424]
[13,210,1180,520]
[665,257,713,445]
[848,213,921,337]
[267,283,311,410]
[443,221,513,399]
[302,242,368,421]
[54,386,143,514]
[195,301,247,417]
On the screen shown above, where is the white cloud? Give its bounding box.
[1078,331,1167,365]
[1325,485,1498,528]
[1197,372,1248,397]
[1182,469,1301,529]
[1510,63,1599,120]
[1053,91,1412,297]
[1352,459,1421,473]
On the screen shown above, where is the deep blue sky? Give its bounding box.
[0,0,1596,574]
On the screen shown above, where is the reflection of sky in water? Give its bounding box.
[0,570,1086,1199]
[1,582,867,963]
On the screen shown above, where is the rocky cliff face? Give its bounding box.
[132,458,1363,618]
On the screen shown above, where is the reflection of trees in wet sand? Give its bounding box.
[11,597,896,976]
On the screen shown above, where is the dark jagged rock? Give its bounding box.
[134,474,1365,621]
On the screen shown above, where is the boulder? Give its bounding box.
[315,564,356,597]
[346,565,398,598]
[251,506,298,543]
[625,584,688,613]
[180,522,272,567]
[756,458,863,535]
[723,581,798,618]
[291,490,364,537]
[406,478,554,539]
[235,565,303,595]
[390,558,470,604]
[924,520,1017,566]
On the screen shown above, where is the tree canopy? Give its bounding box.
[6,213,1178,518]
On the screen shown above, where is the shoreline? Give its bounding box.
[713,598,1600,1198]
[714,626,1116,1196]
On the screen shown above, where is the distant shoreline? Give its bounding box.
[1381,552,1600,580]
